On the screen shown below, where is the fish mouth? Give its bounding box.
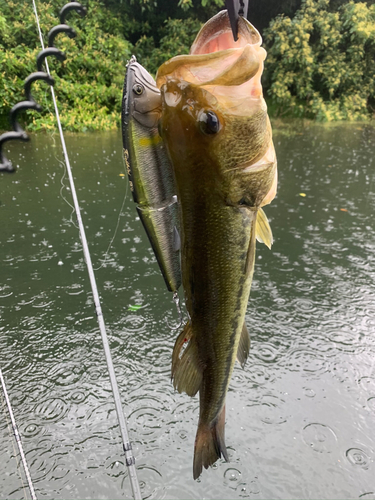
[156,10,266,104]
[190,10,261,55]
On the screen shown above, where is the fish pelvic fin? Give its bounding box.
[171,322,202,397]
[237,322,250,368]
[256,207,273,249]
[193,405,228,480]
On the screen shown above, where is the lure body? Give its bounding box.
[122,57,181,292]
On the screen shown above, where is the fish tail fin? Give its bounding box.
[193,405,228,480]
[172,322,202,397]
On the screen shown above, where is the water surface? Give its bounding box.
[1,124,375,499]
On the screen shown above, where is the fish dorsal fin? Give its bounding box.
[256,207,273,249]
[171,322,202,397]
[237,322,250,368]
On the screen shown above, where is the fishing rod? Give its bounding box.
[0,2,142,499]
[0,367,37,500]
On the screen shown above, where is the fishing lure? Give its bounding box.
[122,57,181,294]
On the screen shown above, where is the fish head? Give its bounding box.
[124,57,162,129]
[156,10,277,208]
[157,78,222,159]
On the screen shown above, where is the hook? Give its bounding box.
[60,2,87,24]
[36,48,66,72]
[0,129,31,173]
[166,291,184,331]
[10,101,42,132]
[0,2,87,174]
[24,72,55,102]
[48,24,76,47]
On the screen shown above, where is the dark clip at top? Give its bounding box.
[225,0,249,42]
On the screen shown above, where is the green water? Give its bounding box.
[1,124,375,499]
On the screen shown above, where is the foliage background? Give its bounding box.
[0,0,374,132]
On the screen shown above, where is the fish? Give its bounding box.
[156,10,277,478]
[122,56,181,293]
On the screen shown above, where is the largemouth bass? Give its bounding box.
[122,56,181,292]
[156,10,277,478]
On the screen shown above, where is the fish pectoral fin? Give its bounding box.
[237,322,250,368]
[256,207,273,249]
[171,322,202,397]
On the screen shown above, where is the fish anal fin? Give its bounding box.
[193,405,228,480]
[171,322,202,397]
[256,207,273,249]
[237,322,250,368]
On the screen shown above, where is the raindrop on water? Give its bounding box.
[346,448,371,469]
[302,423,338,453]
[224,468,242,489]
[367,397,375,413]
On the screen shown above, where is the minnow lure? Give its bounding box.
[121,57,181,293]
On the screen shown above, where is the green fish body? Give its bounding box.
[156,11,277,478]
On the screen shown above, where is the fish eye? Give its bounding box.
[199,110,220,135]
[132,83,144,96]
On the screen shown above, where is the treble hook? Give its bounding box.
[166,291,183,331]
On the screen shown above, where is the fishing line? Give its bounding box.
[30,2,142,499]
[0,367,37,500]
[40,73,129,267]
[36,30,77,227]
[93,156,129,271]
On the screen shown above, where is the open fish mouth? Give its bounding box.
[156,10,266,102]
[190,9,262,55]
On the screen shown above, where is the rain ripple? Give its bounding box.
[223,467,242,488]
[34,398,69,423]
[302,423,338,453]
[125,464,164,500]
[281,348,329,375]
[346,448,372,470]
[48,362,84,387]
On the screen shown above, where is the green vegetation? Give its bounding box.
[263,0,375,121]
[0,0,374,132]
[0,1,132,131]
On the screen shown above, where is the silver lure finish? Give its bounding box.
[122,57,181,292]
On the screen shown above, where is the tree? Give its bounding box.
[0,0,132,131]
[263,0,375,120]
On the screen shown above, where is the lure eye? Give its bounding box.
[132,83,144,96]
[199,110,220,135]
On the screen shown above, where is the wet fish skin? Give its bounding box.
[156,11,277,478]
[122,58,181,292]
